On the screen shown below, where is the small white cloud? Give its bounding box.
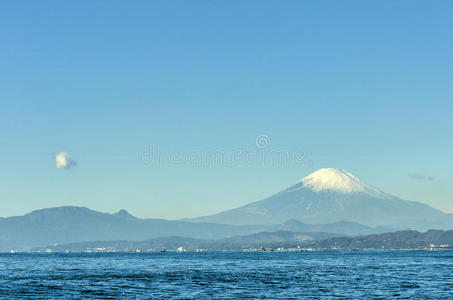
[408,173,434,181]
[55,152,76,169]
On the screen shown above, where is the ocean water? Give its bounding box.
[0,251,452,299]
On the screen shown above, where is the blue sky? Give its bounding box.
[1,1,452,218]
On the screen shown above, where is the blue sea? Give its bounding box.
[0,251,452,299]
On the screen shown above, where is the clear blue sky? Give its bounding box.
[1,1,452,218]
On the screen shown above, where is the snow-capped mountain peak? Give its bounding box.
[298,168,364,193]
[190,167,450,229]
[292,168,387,198]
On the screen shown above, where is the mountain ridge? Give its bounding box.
[0,206,389,251]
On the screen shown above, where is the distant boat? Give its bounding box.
[160,248,166,253]
[176,246,186,253]
[259,246,266,251]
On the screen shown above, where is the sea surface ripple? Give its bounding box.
[0,251,452,299]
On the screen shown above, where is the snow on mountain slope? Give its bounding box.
[287,168,389,199]
[298,168,367,193]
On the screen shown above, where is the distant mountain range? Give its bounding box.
[36,230,453,252]
[2,168,452,251]
[189,168,453,230]
[0,206,258,251]
[0,206,387,251]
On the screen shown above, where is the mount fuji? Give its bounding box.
[190,168,453,230]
